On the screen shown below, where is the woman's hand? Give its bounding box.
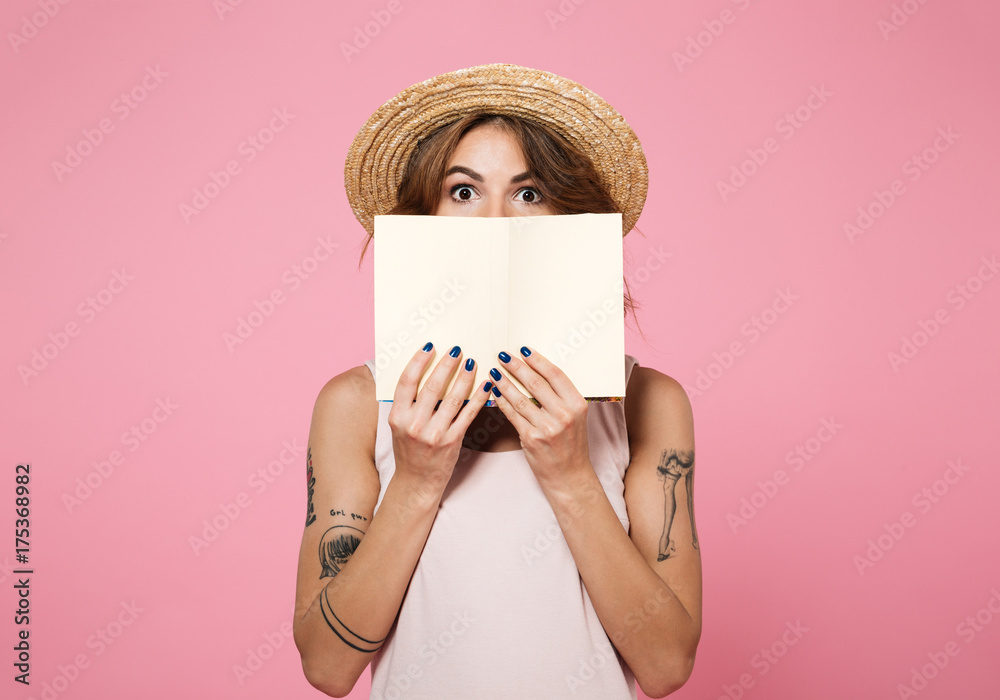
[387,343,491,496]
[487,346,592,487]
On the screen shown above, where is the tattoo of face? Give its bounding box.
[319,525,364,579]
[305,447,317,527]
[656,449,697,561]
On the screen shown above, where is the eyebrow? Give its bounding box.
[443,166,533,184]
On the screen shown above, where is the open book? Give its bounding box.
[374,213,625,404]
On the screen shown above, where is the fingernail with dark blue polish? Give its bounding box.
[498,351,511,363]
[465,358,475,371]
[520,346,531,357]
[449,345,461,358]
[491,385,501,397]
[422,342,433,352]
[489,367,501,381]
[483,382,493,393]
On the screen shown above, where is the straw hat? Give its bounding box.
[344,63,648,237]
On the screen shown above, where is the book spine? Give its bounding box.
[491,221,509,369]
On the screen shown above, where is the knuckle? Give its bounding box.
[526,375,545,393]
[462,408,481,428]
[462,400,485,423]
[552,406,572,424]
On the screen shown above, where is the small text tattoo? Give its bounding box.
[319,525,363,579]
[305,447,317,527]
[656,449,697,561]
[331,508,368,522]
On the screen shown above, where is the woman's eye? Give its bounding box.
[515,188,541,204]
[450,185,477,202]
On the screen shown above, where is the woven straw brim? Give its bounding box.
[344,63,648,237]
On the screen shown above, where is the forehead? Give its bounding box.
[449,123,526,164]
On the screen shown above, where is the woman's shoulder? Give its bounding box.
[314,363,376,406]
[624,363,694,446]
[311,364,379,456]
[626,364,687,399]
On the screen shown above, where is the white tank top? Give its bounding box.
[364,356,640,700]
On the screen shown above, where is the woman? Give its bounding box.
[294,64,701,699]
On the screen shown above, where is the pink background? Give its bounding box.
[2,0,998,698]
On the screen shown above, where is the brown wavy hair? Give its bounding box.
[357,112,642,327]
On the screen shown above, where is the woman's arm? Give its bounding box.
[292,366,434,697]
[293,349,490,697]
[489,353,702,698]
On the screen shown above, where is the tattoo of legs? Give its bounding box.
[686,467,699,550]
[305,447,317,527]
[656,449,696,561]
[319,525,364,579]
